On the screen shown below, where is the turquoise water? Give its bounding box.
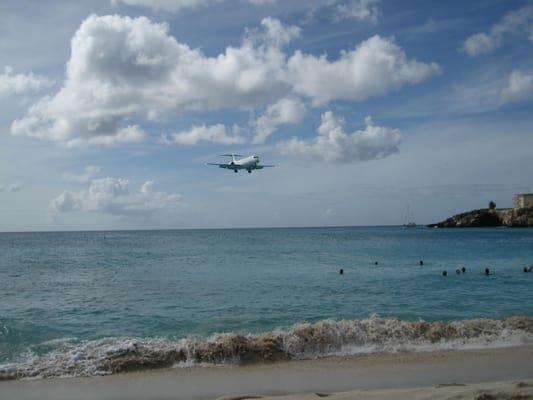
[1,227,533,377]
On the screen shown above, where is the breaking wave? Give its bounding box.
[1,315,533,380]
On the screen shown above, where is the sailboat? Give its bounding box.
[403,206,417,228]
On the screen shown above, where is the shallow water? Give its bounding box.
[1,227,533,377]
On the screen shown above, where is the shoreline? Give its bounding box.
[2,346,533,400]
[3,315,532,380]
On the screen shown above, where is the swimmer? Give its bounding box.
[485,268,492,276]
[461,267,466,273]
[442,270,447,276]
[339,269,344,275]
[456,269,461,274]
[419,260,424,266]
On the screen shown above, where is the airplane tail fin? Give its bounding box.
[220,153,242,163]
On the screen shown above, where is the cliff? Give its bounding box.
[427,207,533,228]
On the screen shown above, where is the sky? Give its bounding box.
[0,0,532,231]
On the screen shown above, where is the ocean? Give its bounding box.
[1,226,533,379]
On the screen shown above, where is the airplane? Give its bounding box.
[207,154,274,173]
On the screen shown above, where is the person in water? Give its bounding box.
[461,267,466,273]
[339,268,344,275]
[442,270,447,276]
[456,269,461,274]
[419,260,424,266]
[524,265,533,272]
[485,268,493,275]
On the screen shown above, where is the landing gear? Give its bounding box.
[247,170,252,173]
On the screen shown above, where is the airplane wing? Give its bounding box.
[254,165,275,169]
[206,163,241,169]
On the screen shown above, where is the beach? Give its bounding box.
[2,346,533,400]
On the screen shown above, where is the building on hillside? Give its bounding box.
[514,193,533,208]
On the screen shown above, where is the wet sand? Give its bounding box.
[252,380,533,400]
[1,346,532,400]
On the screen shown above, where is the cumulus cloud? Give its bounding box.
[62,165,101,183]
[279,111,401,163]
[49,177,181,216]
[463,5,533,57]
[12,15,438,147]
[335,0,380,23]
[0,184,22,193]
[160,124,245,145]
[11,15,294,146]
[253,97,306,143]
[247,16,301,47]
[0,66,53,97]
[287,35,441,105]
[501,70,533,104]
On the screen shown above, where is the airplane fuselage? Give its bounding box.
[231,155,259,170]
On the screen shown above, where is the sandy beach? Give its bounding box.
[1,346,532,400]
[255,379,533,400]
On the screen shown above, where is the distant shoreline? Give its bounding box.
[0,225,407,234]
[428,207,533,228]
[5,224,533,234]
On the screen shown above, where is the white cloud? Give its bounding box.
[287,35,441,105]
[463,5,533,57]
[463,33,501,57]
[160,123,245,145]
[335,0,380,23]
[11,15,293,146]
[279,111,401,163]
[50,177,181,216]
[62,165,101,183]
[248,16,301,47]
[12,15,438,147]
[253,97,306,144]
[0,66,52,97]
[501,70,533,104]
[65,126,148,148]
[0,183,22,193]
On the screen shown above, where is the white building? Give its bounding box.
[514,193,533,208]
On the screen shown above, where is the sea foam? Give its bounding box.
[1,315,532,380]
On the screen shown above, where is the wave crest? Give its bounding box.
[1,315,532,380]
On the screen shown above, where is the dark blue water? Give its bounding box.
[1,227,533,366]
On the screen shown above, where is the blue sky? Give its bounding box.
[0,0,532,231]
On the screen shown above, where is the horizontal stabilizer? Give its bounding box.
[219,154,243,157]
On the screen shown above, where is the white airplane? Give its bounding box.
[207,154,274,173]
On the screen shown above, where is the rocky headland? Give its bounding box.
[428,207,533,228]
